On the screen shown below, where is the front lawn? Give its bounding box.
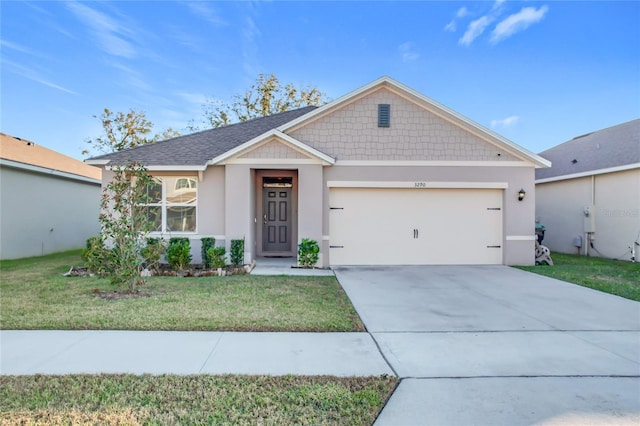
[516,252,640,301]
[0,374,397,425]
[0,251,364,331]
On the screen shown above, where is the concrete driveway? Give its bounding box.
[334,265,640,425]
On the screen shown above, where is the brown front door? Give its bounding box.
[262,186,292,253]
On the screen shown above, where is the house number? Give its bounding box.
[414,182,427,188]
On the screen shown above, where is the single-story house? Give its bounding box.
[0,133,102,259]
[535,119,640,260]
[87,77,550,266]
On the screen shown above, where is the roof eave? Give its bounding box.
[536,162,640,184]
[85,159,111,166]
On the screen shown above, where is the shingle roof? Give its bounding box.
[89,106,317,167]
[0,132,102,180]
[536,119,640,180]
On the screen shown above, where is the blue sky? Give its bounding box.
[2,1,639,160]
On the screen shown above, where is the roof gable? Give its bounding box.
[287,87,525,163]
[536,119,640,181]
[281,76,550,168]
[0,133,101,181]
[211,130,335,165]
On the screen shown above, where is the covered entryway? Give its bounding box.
[329,187,503,265]
[256,171,298,257]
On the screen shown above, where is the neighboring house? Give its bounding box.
[0,133,102,259]
[535,119,640,260]
[88,77,550,266]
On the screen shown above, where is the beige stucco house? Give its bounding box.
[0,133,102,259]
[536,119,640,260]
[88,77,550,266]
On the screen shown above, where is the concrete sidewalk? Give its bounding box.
[0,330,393,376]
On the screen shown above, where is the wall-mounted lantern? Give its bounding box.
[518,188,526,202]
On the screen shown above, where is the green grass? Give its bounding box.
[0,250,364,331]
[516,252,640,301]
[0,374,398,425]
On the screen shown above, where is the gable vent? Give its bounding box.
[378,104,390,127]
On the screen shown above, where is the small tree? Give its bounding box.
[99,161,156,292]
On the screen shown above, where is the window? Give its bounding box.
[143,177,197,233]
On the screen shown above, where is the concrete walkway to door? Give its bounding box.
[334,265,640,426]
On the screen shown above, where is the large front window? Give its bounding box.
[144,177,197,233]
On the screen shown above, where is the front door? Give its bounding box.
[262,186,292,253]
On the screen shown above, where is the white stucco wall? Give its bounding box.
[536,169,640,260]
[0,166,101,259]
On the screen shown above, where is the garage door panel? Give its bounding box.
[330,188,502,265]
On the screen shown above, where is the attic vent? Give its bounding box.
[378,104,390,128]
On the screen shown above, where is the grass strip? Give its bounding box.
[0,374,398,425]
[516,252,640,301]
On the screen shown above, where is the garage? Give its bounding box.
[329,187,503,265]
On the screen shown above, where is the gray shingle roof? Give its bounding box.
[536,119,640,180]
[90,106,317,166]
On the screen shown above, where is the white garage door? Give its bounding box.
[329,188,503,265]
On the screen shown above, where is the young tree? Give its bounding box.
[83,108,180,157]
[190,74,328,130]
[99,161,156,292]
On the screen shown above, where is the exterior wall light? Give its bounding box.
[518,188,526,201]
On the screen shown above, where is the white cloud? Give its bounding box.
[186,2,227,26]
[456,6,469,18]
[399,42,419,62]
[444,21,457,32]
[242,15,262,76]
[0,39,47,57]
[4,60,77,95]
[491,5,549,44]
[444,7,469,32]
[459,15,493,46]
[65,1,137,58]
[176,91,208,106]
[492,0,506,12]
[491,115,520,129]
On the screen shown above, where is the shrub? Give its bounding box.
[141,237,166,274]
[298,238,319,268]
[206,246,227,269]
[201,237,215,267]
[167,238,192,271]
[82,236,109,274]
[230,239,245,267]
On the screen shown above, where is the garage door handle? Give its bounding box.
[413,229,419,239]
[486,245,501,248]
